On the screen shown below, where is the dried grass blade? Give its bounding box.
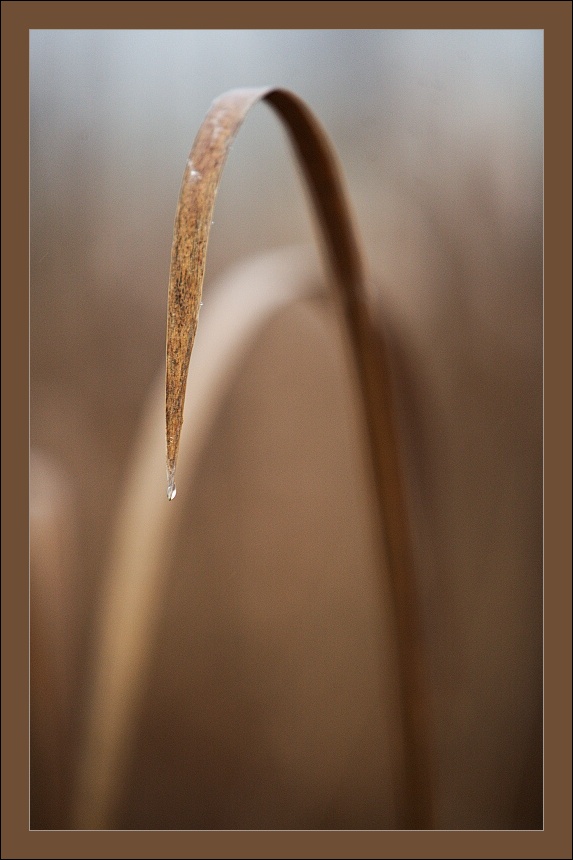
[166,87,433,829]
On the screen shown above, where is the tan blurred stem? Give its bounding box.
[166,88,433,829]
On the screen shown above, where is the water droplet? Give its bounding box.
[167,467,177,501]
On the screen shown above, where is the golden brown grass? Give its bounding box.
[165,88,433,829]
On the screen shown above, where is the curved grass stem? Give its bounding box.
[166,87,433,829]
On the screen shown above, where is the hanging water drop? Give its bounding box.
[167,467,177,501]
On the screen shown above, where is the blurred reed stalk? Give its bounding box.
[165,88,433,829]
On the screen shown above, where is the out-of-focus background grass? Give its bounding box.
[30,30,543,830]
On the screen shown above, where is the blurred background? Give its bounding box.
[30,30,543,830]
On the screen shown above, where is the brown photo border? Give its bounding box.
[2,2,571,857]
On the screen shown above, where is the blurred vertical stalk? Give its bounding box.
[166,88,433,829]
